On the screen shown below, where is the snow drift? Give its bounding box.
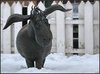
[1,53,99,73]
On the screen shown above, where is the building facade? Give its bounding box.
[0,0,99,54]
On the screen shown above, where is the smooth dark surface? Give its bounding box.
[3,5,71,69]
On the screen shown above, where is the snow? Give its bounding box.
[1,53,99,73]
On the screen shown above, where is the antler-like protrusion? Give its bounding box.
[43,4,72,16]
[3,14,30,30]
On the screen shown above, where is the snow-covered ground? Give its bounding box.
[1,53,99,73]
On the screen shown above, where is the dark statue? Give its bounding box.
[3,5,71,69]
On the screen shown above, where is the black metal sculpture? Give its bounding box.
[3,5,71,69]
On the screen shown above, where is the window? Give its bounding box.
[73,3,78,14]
[22,7,27,26]
[73,24,79,49]
[43,0,53,8]
[73,1,79,19]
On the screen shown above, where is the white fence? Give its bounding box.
[1,1,99,54]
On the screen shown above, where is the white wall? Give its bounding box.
[0,1,99,54]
